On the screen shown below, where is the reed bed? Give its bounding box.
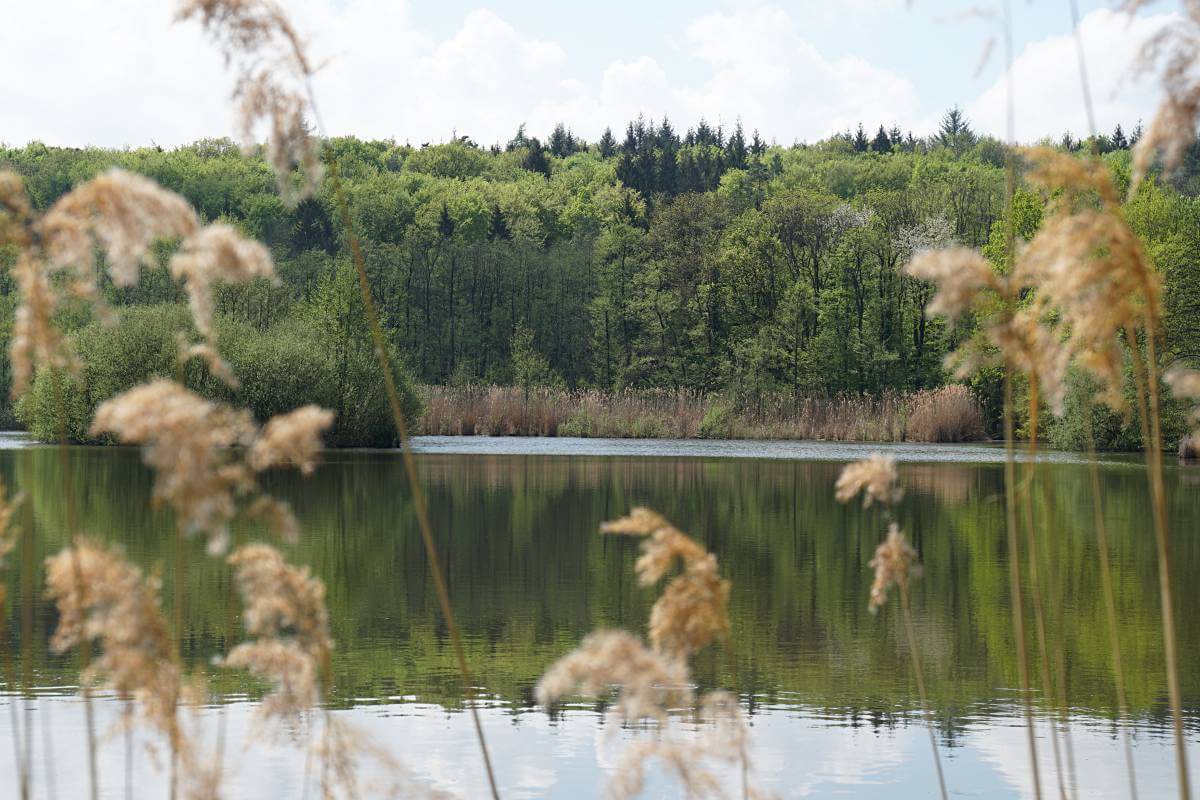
[418,384,986,443]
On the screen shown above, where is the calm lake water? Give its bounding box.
[1,435,1198,798]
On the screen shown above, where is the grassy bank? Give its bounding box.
[417,384,987,443]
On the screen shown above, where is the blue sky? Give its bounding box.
[0,0,1173,148]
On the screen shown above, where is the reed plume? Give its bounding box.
[835,455,946,800]
[222,543,330,719]
[177,0,322,205]
[1166,365,1200,436]
[90,380,257,554]
[535,630,692,723]
[602,508,731,659]
[0,480,22,575]
[608,692,760,800]
[38,168,199,290]
[169,223,275,340]
[1120,1,1200,191]
[539,509,762,799]
[249,405,336,475]
[833,454,901,508]
[312,715,454,799]
[1021,147,1160,411]
[905,246,1071,414]
[4,165,277,396]
[867,523,918,613]
[89,381,334,552]
[44,541,191,775]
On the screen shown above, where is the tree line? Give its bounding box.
[2,108,1198,444]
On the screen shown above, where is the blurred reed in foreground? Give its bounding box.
[538,507,767,799]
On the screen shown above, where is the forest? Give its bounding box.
[3,110,1199,448]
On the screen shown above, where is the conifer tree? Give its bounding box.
[598,127,617,158]
[853,124,869,153]
[872,125,893,153]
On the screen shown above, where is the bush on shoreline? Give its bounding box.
[16,303,422,446]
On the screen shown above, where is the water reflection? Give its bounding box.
[0,440,1197,797]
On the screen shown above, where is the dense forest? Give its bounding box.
[3,109,1199,447]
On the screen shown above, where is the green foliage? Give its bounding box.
[17,305,192,441]
[4,117,1199,449]
[510,321,562,398]
[16,300,422,447]
[698,402,733,439]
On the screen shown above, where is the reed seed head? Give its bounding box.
[222,543,331,719]
[648,555,730,660]
[535,629,692,722]
[868,523,919,613]
[0,170,32,247]
[177,335,241,390]
[10,252,77,396]
[169,223,276,339]
[602,509,731,657]
[0,480,22,571]
[1166,365,1200,436]
[904,247,1000,320]
[835,454,901,507]
[249,404,335,475]
[1121,1,1200,190]
[178,0,323,204]
[608,690,758,800]
[90,380,257,553]
[312,717,454,799]
[1019,147,1161,411]
[45,540,183,747]
[38,168,199,288]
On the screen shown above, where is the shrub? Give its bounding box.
[17,303,422,447]
[18,305,192,442]
[905,385,986,443]
[698,403,733,439]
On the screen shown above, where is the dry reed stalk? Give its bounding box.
[835,456,947,800]
[1003,6,1044,784]
[1017,387,1072,800]
[905,386,986,443]
[44,540,191,791]
[1125,321,1190,800]
[1,603,27,800]
[1058,16,1136,791]
[1003,375,1044,800]
[1082,409,1139,799]
[0,481,28,800]
[327,161,502,797]
[419,385,966,443]
[175,2,501,792]
[50,371,100,800]
[1099,12,1200,785]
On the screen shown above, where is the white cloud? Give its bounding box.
[966,9,1172,142]
[0,0,922,148]
[675,6,920,140]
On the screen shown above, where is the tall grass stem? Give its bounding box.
[899,584,949,800]
[327,157,501,799]
[1005,378,1043,799]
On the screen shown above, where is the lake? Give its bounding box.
[0,435,1198,798]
